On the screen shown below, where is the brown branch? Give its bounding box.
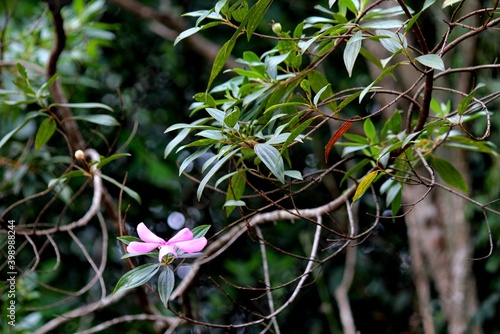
[109,0,240,70]
[396,0,433,134]
[46,3,85,150]
[14,149,102,235]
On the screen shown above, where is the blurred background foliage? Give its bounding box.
[1,0,499,333]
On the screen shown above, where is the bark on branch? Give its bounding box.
[109,0,240,70]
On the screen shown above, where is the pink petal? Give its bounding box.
[158,245,177,261]
[167,228,194,244]
[173,237,207,253]
[127,241,160,254]
[136,223,166,244]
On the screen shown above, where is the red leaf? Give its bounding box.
[325,119,353,163]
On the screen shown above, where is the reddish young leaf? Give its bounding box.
[325,119,353,163]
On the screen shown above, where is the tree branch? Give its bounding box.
[109,0,240,70]
[46,4,85,150]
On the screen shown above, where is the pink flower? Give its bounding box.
[127,223,207,262]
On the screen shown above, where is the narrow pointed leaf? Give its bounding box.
[245,0,272,40]
[225,170,246,215]
[191,225,211,238]
[101,174,142,204]
[360,63,399,101]
[97,153,131,169]
[174,26,202,45]
[158,268,175,307]
[116,236,142,245]
[431,156,468,193]
[284,170,303,180]
[165,128,190,158]
[457,83,485,116]
[113,263,160,294]
[69,114,120,126]
[16,62,28,79]
[208,35,238,89]
[197,148,239,200]
[35,117,57,151]
[325,120,353,163]
[443,0,461,7]
[352,170,379,204]
[55,102,114,112]
[224,200,246,207]
[0,112,39,149]
[344,31,362,77]
[415,54,445,71]
[254,143,285,183]
[179,146,211,176]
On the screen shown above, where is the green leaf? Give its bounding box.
[37,74,59,100]
[266,52,290,79]
[402,131,421,147]
[254,143,285,183]
[165,119,211,133]
[101,174,142,204]
[386,181,402,206]
[300,79,311,100]
[284,170,303,180]
[197,148,240,200]
[54,102,114,112]
[193,92,217,107]
[158,268,175,307]
[191,225,211,238]
[69,114,120,126]
[224,108,240,128]
[307,70,336,111]
[415,54,445,71]
[344,31,362,77]
[381,110,402,140]
[116,236,142,245]
[245,0,272,40]
[0,111,40,150]
[313,84,331,107]
[225,170,246,215]
[35,117,57,151]
[457,83,485,116]
[54,170,87,182]
[360,63,399,101]
[113,263,160,294]
[179,146,211,176]
[431,156,468,193]
[363,118,377,142]
[165,128,191,158]
[96,153,131,169]
[164,118,210,158]
[16,62,28,79]
[282,118,313,151]
[422,0,436,11]
[340,158,370,186]
[174,26,202,45]
[340,0,358,15]
[445,136,496,155]
[352,170,379,204]
[208,34,238,90]
[224,200,246,207]
[196,130,224,141]
[376,30,405,53]
[442,0,461,7]
[206,107,226,125]
[391,187,402,216]
[232,0,249,22]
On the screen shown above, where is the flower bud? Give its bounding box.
[272,22,282,35]
[75,150,85,160]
